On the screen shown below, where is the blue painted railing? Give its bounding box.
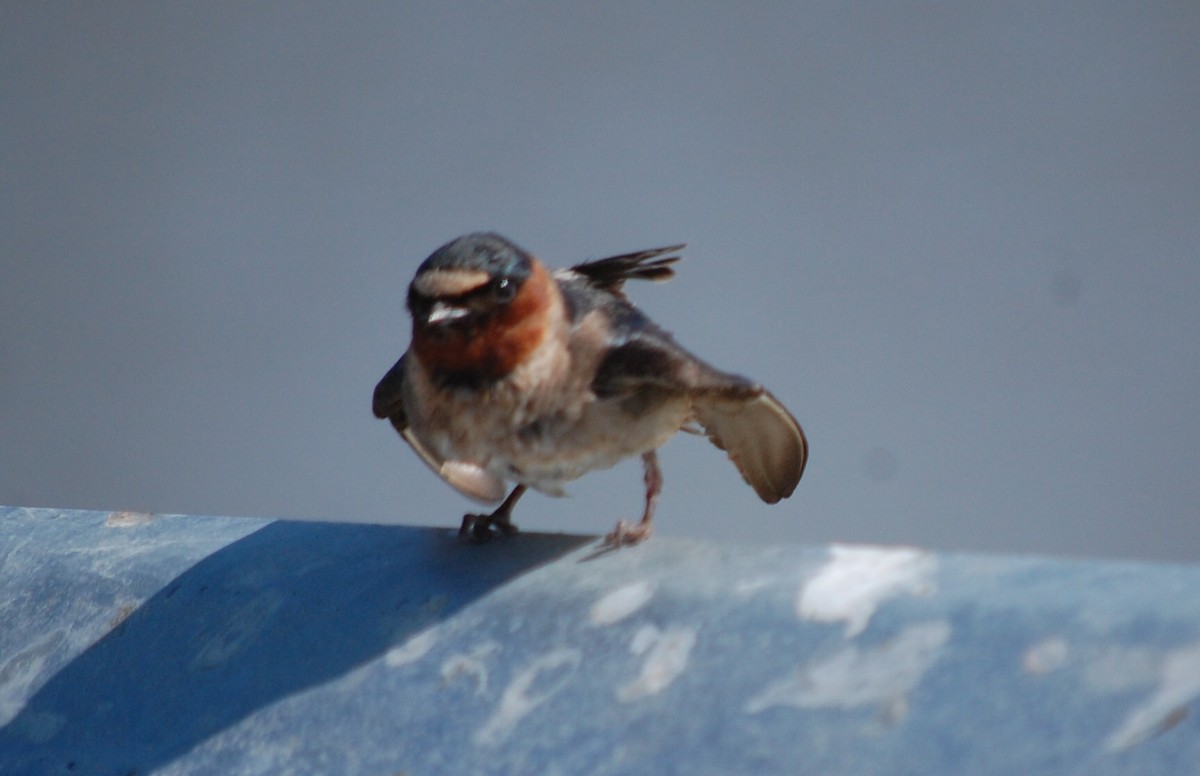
[2,506,1198,774]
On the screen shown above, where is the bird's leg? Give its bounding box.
[604,450,662,547]
[460,484,526,541]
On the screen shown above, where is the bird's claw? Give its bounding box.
[459,512,519,542]
[603,519,653,548]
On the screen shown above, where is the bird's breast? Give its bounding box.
[406,332,690,492]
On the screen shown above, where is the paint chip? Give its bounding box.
[441,642,500,695]
[746,620,951,716]
[0,632,66,726]
[385,628,439,667]
[797,545,936,638]
[1105,640,1200,752]
[590,581,655,626]
[617,625,697,702]
[105,511,155,527]
[475,649,581,745]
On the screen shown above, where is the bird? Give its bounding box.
[372,233,807,546]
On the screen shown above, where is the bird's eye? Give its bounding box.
[493,277,517,302]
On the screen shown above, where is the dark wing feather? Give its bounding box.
[592,325,759,400]
[372,352,507,503]
[570,244,685,293]
[593,324,807,503]
[372,355,410,422]
[372,353,409,420]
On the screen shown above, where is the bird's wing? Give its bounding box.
[691,389,807,503]
[592,326,807,503]
[568,243,685,293]
[372,353,507,503]
[371,353,409,421]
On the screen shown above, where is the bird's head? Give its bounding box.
[407,233,556,386]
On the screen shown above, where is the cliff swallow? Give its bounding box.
[373,233,807,546]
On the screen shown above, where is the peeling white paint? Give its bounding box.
[440,641,500,695]
[189,592,284,670]
[440,651,485,691]
[745,620,951,716]
[385,627,438,667]
[105,511,155,527]
[796,545,936,638]
[1023,636,1069,675]
[475,649,581,745]
[590,580,655,626]
[0,631,65,726]
[1105,640,1200,752]
[617,625,697,702]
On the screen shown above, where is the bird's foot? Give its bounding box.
[603,518,653,548]
[600,451,661,549]
[459,511,519,542]
[458,485,526,542]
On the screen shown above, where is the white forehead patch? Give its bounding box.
[414,268,491,298]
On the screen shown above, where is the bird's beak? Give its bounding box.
[425,301,469,325]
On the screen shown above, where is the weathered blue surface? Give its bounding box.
[1,506,1198,775]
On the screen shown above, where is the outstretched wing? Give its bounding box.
[372,354,507,503]
[592,325,807,503]
[569,243,685,293]
[691,390,807,503]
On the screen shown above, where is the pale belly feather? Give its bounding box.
[407,335,691,495]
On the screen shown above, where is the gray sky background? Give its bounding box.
[2,4,1197,562]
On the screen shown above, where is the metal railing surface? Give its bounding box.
[1,506,1198,775]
